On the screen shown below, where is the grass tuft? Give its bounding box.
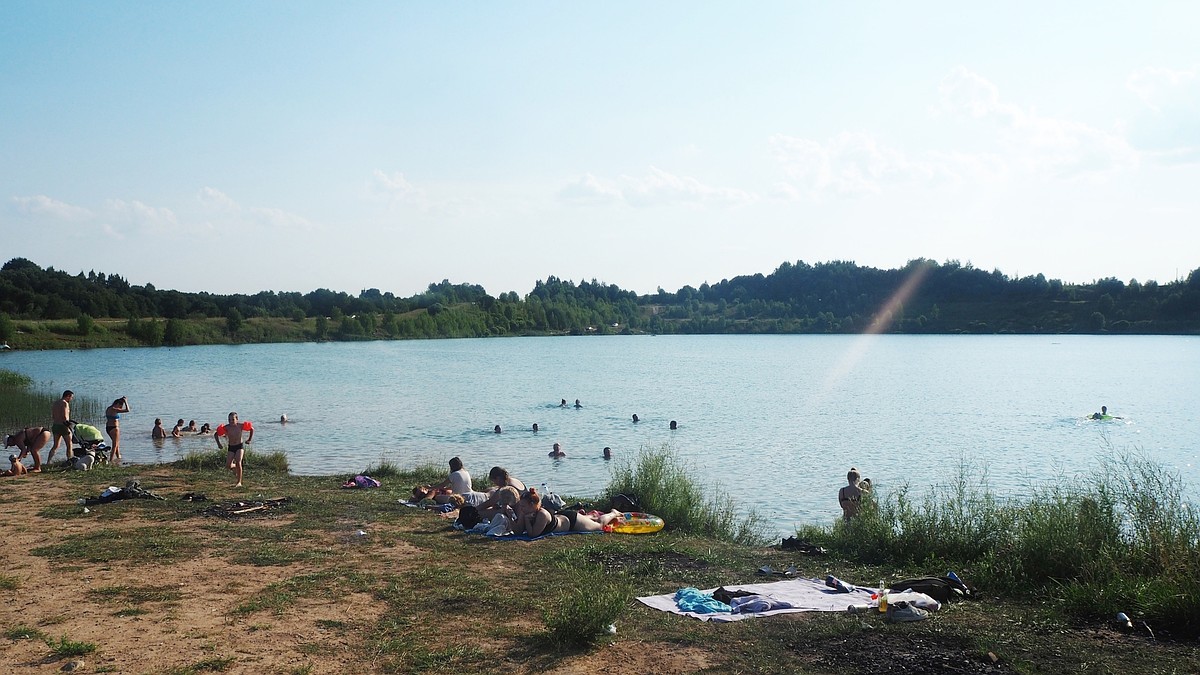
[45,634,97,657]
[4,625,46,640]
[602,444,769,545]
[541,564,632,648]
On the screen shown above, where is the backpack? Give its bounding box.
[455,505,482,529]
[888,576,974,603]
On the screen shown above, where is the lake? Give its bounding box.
[3,335,1197,535]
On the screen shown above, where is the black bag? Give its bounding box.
[455,505,481,529]
[888,575,974,603]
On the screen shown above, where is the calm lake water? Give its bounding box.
[3,335,1198,535]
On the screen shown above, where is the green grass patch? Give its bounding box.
[31,526,202,564]
[540,563,632,648]
[0,573,20,590]
[113,608,150,617]
[174,449,290,473]
[4,625,46,640]
[231,542,321,566]
[45,634,97,657]
[88,584,183,604]
[232,569,374,616]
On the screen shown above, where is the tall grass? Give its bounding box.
[0,368,103,432]
[601,444,769,546]
[541,563,632,648]
[174,449,291,473]
[797,450,1200,636]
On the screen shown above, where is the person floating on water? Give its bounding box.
[531,423,539,432]
[574,399,582,409]
[280,414,288,424]
[632,414,639,423]
[1091,405,1123,420]
[493,425,502,434]
[559,399,568,408]
[549,442,566,458]
[669,420,678,430]
[603,446,612,460]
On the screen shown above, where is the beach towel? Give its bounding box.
[637,577,879,622]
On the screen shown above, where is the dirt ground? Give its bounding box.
[0,470,721,675]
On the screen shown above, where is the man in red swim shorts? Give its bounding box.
[214,412,254,488]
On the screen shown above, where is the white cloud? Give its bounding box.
[104,198,179,233]
[12,195,93,221]
[559,167,756,207]
[770,132,935,197]
[197,187,316,231]
[369,169,429,208]
[1127,66,1199,113]
[936,66,1139,177]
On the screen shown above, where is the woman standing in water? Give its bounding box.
[104,396,131,462]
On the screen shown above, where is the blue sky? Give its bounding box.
[2,1,1197,297]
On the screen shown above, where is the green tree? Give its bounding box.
[77,313,95,336]
[314,315,329,339]
[226,308,243,335]
[164,318,186,346]
[0,312,13,342]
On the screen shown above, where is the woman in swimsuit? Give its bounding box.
[839,467,867,520]
[515,489,623,537]
[104,397,131,462]
[4,427,50,472]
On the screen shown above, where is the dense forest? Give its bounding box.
[1,256,1198,348]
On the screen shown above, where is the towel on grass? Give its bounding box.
[638,577,879,622]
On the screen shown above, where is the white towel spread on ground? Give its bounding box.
[637,577,879,622]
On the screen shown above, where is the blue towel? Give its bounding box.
[674,587,732,614]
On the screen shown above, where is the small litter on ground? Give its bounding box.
[202,497,291,519]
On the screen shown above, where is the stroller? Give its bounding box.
[68,422,109,469]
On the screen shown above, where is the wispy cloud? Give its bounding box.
[104,198,179,234]
[369,170,430,209]
[197,187,316,231]
[935,66,1139,177]
[769,132,937,197]
[1127,66,1199,113]
[559,167,756,207]
[12,195,94,221]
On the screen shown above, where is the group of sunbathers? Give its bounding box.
[411,457,626,537]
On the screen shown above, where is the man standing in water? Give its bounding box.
[215,412,254,488]
[47,390,74,463]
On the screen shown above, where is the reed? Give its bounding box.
[796,450,1200,636]
[602,444,770,545]
[0,369,103,432]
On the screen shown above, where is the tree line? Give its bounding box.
[1,256,1198,347]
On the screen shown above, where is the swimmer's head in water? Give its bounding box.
[494,425,502,433]
[669,420,678,430]
[532,423,539,431]
[603,446,612,459]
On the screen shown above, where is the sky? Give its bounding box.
[2,1,1198,298]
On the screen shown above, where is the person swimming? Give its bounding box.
[669,420,678,430]
[549,442,566,458]
[532,423,539,432]
[574,399,582,409]
[603,446,612,460]
[494,425,502,434]
[632,414,639,423]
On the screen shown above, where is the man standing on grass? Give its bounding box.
[47,390,74,463]
[214,412,253,488]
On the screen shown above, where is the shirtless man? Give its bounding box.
[215,412,254,488]
[5,426,50,472]
[48,390,74,462]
